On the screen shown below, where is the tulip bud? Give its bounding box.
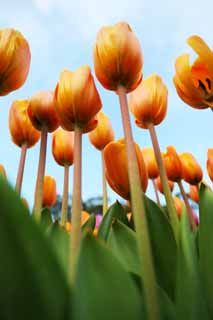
[104,138,148,200]
[9,100,40,148]
[141,147,159,179]
[0,29,30,96]
[163,146,182,182]
[129,74,168,129]
[173,196,184,218]
[54,66,102,131]
[21,197,29,209]
[180,152,203,185]
[155,176,174,194]
[42,176,57,208]
[189,185,199,203]
[207,149,213,182]
[28,90,59,132]
[93,22,143,93]
[65,211,90,233]
[52,128,74,166]
[0,164,6,178]
[89,112,114,150]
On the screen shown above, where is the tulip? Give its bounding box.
[28,91,59,221]
[173,197,184,218]
[174,35,213,109]
[21,197,29,209]
[162,146,182,182]
[9,99,40,194]
[0,29,30,96]
[42,176,57,208]
[0,164,6,178]
[65,211,90,233]
[104,139,148,200]
[52,128,74,226]
[189,184,199,203]
[155,176,174,194]
[207,149,213,183]
[180,152,203,185]
[89,112,114,214]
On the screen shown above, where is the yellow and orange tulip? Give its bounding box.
[155,176,174,194]
[65,211,90,233]
[141,147,159,179]
[42,176,57,208]
[52,128,74,166]
[189,184,199,203]
[163,146,182,182]
[0,164,6,178]
[93,22,143,93]
[0,29,30,96]
[180,152,203,185]
[173,196,184,218]
[207,149,213,182]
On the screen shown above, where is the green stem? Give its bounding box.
[61,165,69,227]
[148,123,179,242]
[178,180,196,231]
[33,128,48,221]
[117,86,160,320]
[152,179,161,206]
[15,143,27,195]
[101,150,108,215]
[69,126,82,285]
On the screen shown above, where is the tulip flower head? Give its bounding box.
[28,90,60,132]
[89,112,114,150]
[141,147,159,179]
[174,35,213,109]
[0,28,31,96]
[207,148,213,182]
[173,196,184,218]
[163,146,182,182]
[189,184,199,203]
[42,176,57,208]
[104,138,148,200]
[0,164,6,178]
[9,100,40,148]
[54,66,102,132]
[155,176,174,194]
[180,152,203,185]
[52,128,74,166]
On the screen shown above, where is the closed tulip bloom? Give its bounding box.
[28,90,59,132]
[21,197,29,209]
[180,152,203,185]
[0,29,30,96]
[52,128,74,166]
[174,35,213,109]
[173,196,184,218]
[189,185,199,203]
[55,66,102,131]
[207,149,213,182]
[89,112,114,150]
[141,147,159,179]
[42,176,57,208]
[0,164,6,178]
[9,100,40,148]
[65,211,90,233]
[155,176,174,194]
[163,146,182,182]
[104,139,148,200]
[93,22,143,93]
[129,74,168,129]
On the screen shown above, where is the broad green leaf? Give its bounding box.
[199,184,213,318]
[0,177,71,320]
[82,213,96,232]
[98,201,129,240]
[176,210,209,320]
[144,195,177,300]
[73,232,144,320]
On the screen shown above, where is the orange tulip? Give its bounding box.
[207,148,213,182]
[42,176,57,208]
[141,147,159,179]
[89,112,114,150]
[174,35,213,109]
[9,100,40,148]
[21,197,29,209]
[54,66,102,131]
[0,29,30,96]
[155,176,174,194]
[93,22,143,93]
[0,164,6,178]
[65,211,90,233]
[163,146,182,182]
[104,138,148,200]
[52,128,74,166]
[129,74,168,129]
[180,152,203,185]
[28,91,59,132]
[189,185,199,203]
[173,196,184,218]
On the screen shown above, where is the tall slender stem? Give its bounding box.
[15,143,27,195]
[148,123,179,241]
[33,128,48,221]
[178,180,196,231]
[152,179,161,206]
[101,150,108,215]
[117,86,160,320]
[61,165,69,227]
[69,126,82,285]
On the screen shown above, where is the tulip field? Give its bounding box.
[1,21,213,320]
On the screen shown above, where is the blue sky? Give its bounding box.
[1,0,213,207]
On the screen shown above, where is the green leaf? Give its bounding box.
[144,195,177,300]
[0,177,71,320]
[176,210,209,320]
[73,232,144,320]
[199,184,213,318]
[98,201,129,241]
[82,213,96,232]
